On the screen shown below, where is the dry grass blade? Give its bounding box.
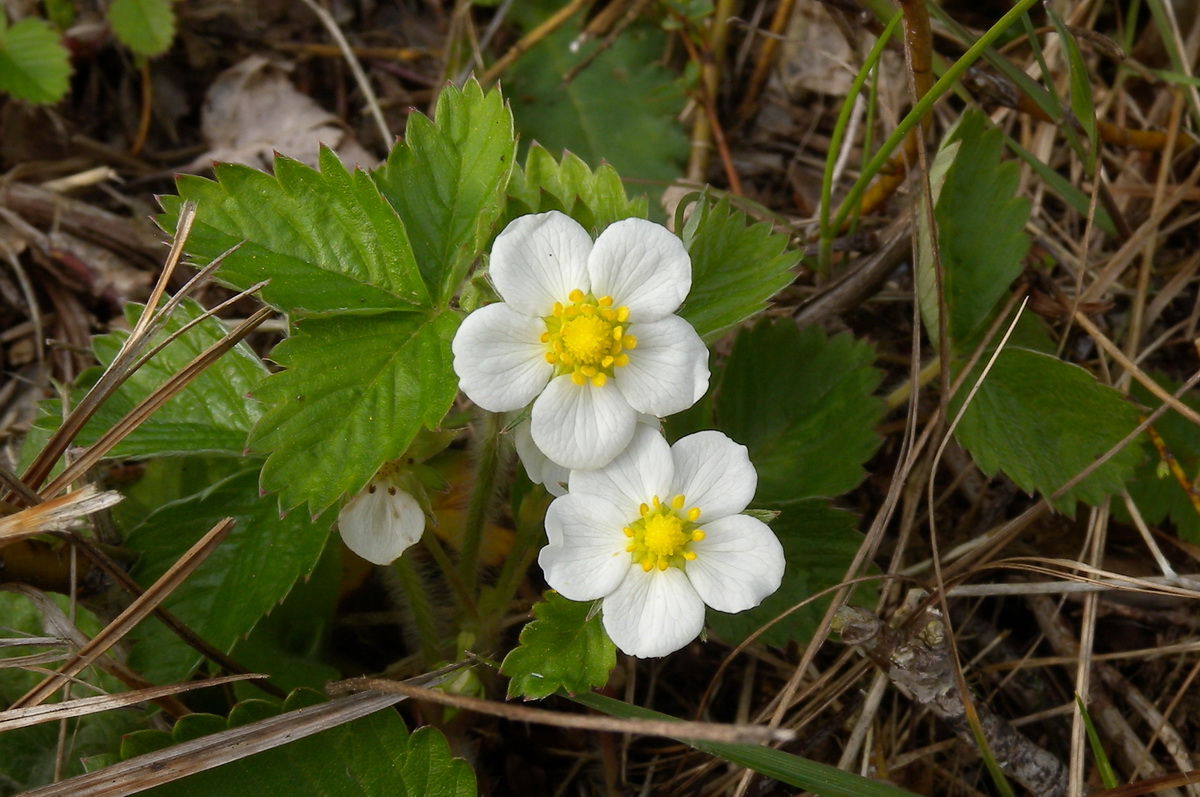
[329,676,796,745]
[39,306,274,498]
[8,517,235,710]
[0,486,122,544]
[0,673,265,733]
[18,690,408,797]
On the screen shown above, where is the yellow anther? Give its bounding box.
[687,507,701,522]
[612,326,623,340]
[581,365,597,377]
[623,335,637,349]
[626,543,636,553]
[652,496,661,508]
[613,354,630,368]
[691,530,705,541]
[639,503,649,516]
[657,560,669,571]
[601,355,614,367]
[571,371,586,386]
[599,296,613,307]
[544,352,558,364]
[617,307,629,322]
[591,373,607,387]
[671,494,685,510]
[683,551,696,561]
[569,288,586,303]
[540,331,550,343]
[552,301,564,315]
[623,526,634,537]
[642,561,653,572]
[600,308,615,321]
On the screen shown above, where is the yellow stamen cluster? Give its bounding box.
[622,494,704,572]
[541,289,637,387]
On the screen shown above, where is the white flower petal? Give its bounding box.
[452,303,552,412]
[670,431,757,520]
[539,494,632,600]
[686,515,784,614]
[512,420,568,496]
[490,211,593,316]
[531,375,638,470]
[568,424,673,511]
[588,218,691,321]
[601,565,706,658]
[338,484,425,565]
[614,316,709,416]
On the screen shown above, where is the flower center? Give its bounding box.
[623,494,704,572]
[542,289,637,388]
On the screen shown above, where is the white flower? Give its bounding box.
[452,211,709,471]
[338,465,425,565]
[538,426,785,658]
[512,412,662,497]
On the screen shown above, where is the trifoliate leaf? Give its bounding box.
[117,689,475,797]
[504,144,647,232]
[31,299,267,460]
[125,469,333,685]
[107,0,175,57]
[249,310,460,513]
[1114,376,1199,543]
[0,16,70,104]
[507,25,687,205]
[161,147,429,314]
[707,500,873,648]
[372,79,516,305]
[952,347,1143,514]
[716,320,884,504]
[918,110,1031,352]
[680,198,798,342]
[501,591,616,700]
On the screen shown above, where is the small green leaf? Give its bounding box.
[716,320,884,504]
[249,310,460,513]
[707,501,874,648]
[372,79,516,304]
[1047,7,1097,172]
[0,16,70,104]
[952,347,1144,514]
[507,25,687,206]
[125,469,333,685]
[573,692,922,797]
[1118,376,1200,544]
[32,299,267,460]
[107,0,175,57]
[161,148,429,314]
[919,110,1031,352]
[504,144,647,232]
[680,198,798,342]
[501,592,617,699]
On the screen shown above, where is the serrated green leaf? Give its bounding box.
[107,0,175,57]
[504,144,647,232]
[716,320,884,503]
[161,148,429,314]
[372,79,516,304]
[0,16,70,104]
[707,501,874,648]
[952,347,1143,514]
[573,692,921,797]
[680,198,798,342]
[249,310,460,513]
[507,25,687,206]
[919,110,1031,352]
[501,591,616,699]
[122,689,475,797]
[125,469,333,685]
[32,299,267,461]
[1118,376,1200,544]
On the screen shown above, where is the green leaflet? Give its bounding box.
[107,0,175,57]
[707,501,874,648]
[716,320,884,504]
[507,25,687,204]
[125,469,333,685]
[501,591,616,700]
[0,14,70,104]
[31,299,267,461]
[919,110,1031,352]
[119,690,475,797]
[372,79,516,304]
[681,198,798,343]
[249,310,461,513]
[162,148,430,315]
[503,144,647,233]
[952,347,1144,514]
